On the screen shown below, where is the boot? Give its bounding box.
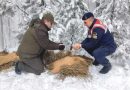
[15,61,22,75]
[93,60,99,66]
[99,63,112,74]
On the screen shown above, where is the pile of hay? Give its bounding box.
[0,51,8,56]
[43,50,72,65]
[44,51,93,78]
[0,50,93,79]
[0,52,19,71]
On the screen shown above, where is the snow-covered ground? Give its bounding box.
[0,59,130,90]
[0,0,130,90]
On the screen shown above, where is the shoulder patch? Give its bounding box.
[92,32,97,39]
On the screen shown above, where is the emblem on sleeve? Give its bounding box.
[88,35,91,38]
[92,32,97,39]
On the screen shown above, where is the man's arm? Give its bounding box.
[35,29,60,50]
[81,27,105,49]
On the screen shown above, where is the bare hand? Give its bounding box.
[72,43,81,50]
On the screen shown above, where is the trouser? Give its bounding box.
[18,52,45,75]
[84,46,116,66]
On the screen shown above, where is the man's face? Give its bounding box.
[44,19,54,29]
[83,18,93,28]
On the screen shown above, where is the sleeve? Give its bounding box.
[81,27,105,49]
[35,29,59,50]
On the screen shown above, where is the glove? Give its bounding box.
[59,44,65,50]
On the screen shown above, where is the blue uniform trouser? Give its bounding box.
[84,46,115,66]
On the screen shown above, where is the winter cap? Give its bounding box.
[42,12,56,24]
[82,12,94,20]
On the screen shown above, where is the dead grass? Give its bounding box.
[46,51,93,79]
[0,52,19,71]
[0,50,93,79]
[0,61,15,71]
[43,50,72,65]
[0,51,8,56]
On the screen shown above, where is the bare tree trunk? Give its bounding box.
[110,0,115,23]
[0,15,4,51]
[41,0,44,6]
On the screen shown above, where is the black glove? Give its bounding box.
[59,44,65,50]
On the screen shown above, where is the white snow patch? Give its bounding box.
[0,62,130,90]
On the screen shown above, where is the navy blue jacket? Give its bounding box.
[81,19,117,51]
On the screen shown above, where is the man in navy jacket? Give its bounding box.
[72,12,117,74]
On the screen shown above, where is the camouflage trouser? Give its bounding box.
[18,53,45,75]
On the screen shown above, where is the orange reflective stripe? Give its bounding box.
[93,24,107,33]
[88,19,108,38]
[90,19,108,34]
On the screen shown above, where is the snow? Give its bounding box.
[0,0,130,90]
[0,60,130,90]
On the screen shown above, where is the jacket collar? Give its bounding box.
[42,23,51,31]
[89,18,96,30]
[40,21,51,31]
